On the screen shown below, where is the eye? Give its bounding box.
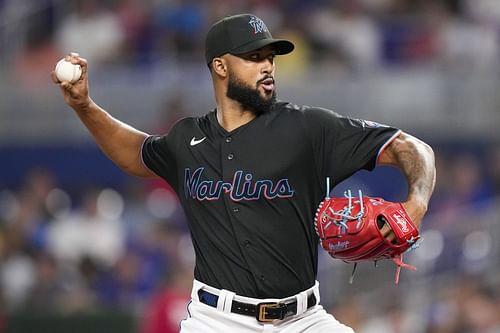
[249,53,260,60]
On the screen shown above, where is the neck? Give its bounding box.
[216,99,256,132]
[215,90,256,132]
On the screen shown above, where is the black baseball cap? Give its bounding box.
[205,14,295,65]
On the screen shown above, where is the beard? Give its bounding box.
[226,72,276,116]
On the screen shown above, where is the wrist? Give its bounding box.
[403,196,429,226]
[74,97,94,114]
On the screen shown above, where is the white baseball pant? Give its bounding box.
[180,280,354,333]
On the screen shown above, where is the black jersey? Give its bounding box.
[141,101,400,298]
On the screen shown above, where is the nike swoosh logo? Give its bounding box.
[190,136,206,146]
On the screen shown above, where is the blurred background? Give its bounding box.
[1,0,500,332]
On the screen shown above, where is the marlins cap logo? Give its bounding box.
[248,16,268,34]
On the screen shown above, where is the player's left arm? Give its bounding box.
[377,131,436,228]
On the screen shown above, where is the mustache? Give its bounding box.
[257,75,275,85]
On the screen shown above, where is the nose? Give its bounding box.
[261,57,274,74]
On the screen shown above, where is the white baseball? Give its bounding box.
[55,58,82,83]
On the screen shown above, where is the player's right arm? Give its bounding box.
[51,53,157,178]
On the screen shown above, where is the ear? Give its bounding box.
[212,57,228,78]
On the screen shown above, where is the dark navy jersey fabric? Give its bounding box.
[141,101,400,298]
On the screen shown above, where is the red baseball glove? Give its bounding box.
[314,190,422,284]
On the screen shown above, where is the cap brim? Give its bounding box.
[230,38,295,56]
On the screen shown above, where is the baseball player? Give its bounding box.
[52,14,435,333]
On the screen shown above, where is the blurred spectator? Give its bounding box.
[151,94,190,135]
[92,222,188,310]
[427,277,500,333]
[307,0,380,71]
[95,251,145,309]
[138,227,194,333]
[0,245,35,310]
[152,0,206,63]
[447,152,492,208]
[55,0,124,65]
[328,297,365,332]
[425,283,465,333]
[358,302,413,333]
[461,286,500,332]
[379,11,437,65]
[9,0,59,87]
[487,146,500,196]
[433,2,500,73]
[113,0,153,65]
[429,151,492,226]
[465,0,500,24]
[0,169,59,310]
[47,187,126,268]
[139,270,192,333]
[138,263,193,333]
[22,252,65,313]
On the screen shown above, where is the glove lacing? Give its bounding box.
[323,189,365,234]
[391,236,423,284]
[320,179,422,284]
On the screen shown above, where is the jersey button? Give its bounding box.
[232,207,239,213]
[225,137,232,143]
[244,240,251,248]
[227,153,234,160]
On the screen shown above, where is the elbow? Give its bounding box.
[415,136,435,166]
[405,134,436,172]
[400,131,434,156]
[422,140,437,186]
[411,135,437,189]
[417,137,435,163]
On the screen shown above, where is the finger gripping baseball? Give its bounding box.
[314,190,422,283]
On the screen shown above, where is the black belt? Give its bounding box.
[198,289,317,322]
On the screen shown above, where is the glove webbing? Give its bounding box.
[324,190,364,234]
[320,183,422,284]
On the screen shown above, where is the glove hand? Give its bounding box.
[314,190,422,283]
[381,199,426,243]
[402,198,428,229]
